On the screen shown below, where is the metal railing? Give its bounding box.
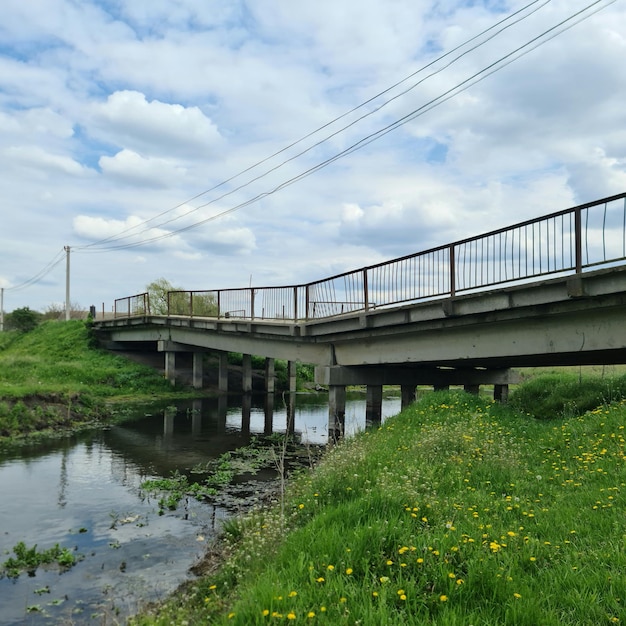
[113,192,626,321]
[113,292,150,318]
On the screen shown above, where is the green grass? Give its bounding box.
[0,320,175,438]
[132,390,626,625]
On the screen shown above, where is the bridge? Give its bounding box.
[94,192,626,430]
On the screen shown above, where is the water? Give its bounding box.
[0,392,401,625]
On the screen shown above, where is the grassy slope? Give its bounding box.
[133,391,626,625]
[0,320,174,437]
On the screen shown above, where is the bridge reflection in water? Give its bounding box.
[157,392,402,449]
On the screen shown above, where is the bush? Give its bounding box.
[510,373,626,419]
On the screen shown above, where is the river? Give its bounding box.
[0,392,401,625]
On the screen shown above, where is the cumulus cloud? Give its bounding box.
[90,90,222,158]
[99,149,188,187]
[1,0,625,312]
[4,146,93,178]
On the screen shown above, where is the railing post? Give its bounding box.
[293,287,298,322]
[217,291,221,318]
[250,288,255,320]
[146,293,151,315]
[575,208,582,274]
[167,291,171,316]
[449,244,456,297]
[306,285,310,320]
[363,269,369,311]
[189,292,193,317]
[127,297,130,318]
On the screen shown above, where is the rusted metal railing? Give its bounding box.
[114,292,150,318]
[113,193,626,322]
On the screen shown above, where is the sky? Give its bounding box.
[1,0,625,314]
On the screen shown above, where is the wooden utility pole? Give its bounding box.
[64,246,71,321]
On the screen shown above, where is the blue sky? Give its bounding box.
[1,0,625,313]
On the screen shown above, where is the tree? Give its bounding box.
[146,278,183,315]
[6,307,41,332]
[145,278,218,316]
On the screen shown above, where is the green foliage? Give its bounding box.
[133,391,626,625]
[0,319,175,439]
[146,278,183,315]
[510,373,626,419]
[1,541,78,579]
[5,307,42,333]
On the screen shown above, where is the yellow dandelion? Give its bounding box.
[440,595,448,602]
[416,557,424,564]
[513,593,522,599]
[327,564,335,571]
[298,503,305,509]
[262,609,269,616]
[316,577,325,583]
[228,613,236,619]
[448,572,456,579]
[287,612,296,620]
[339,597,347,603]
[346,568,353,575]
[379,576,390,583]
[307,612,315,618]
[386,559,394,565]
[288,591,298,597]
[373,591,379,597]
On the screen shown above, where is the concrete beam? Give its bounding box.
[218,351,228,393]
[315,365,519,387]
[242,354,252,393]
[192,352,203,389]
[265,357,275,394]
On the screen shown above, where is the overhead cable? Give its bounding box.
[76,0,551,251]
[78,0,615,252]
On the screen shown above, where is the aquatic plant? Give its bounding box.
[1,541,78,579]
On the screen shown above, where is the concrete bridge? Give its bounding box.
[94,192,626,430]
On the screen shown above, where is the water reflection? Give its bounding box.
[0,391,400,626]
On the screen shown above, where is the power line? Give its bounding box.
[79,0,615,253]
[4,249,66,293]
[76,0,551,251]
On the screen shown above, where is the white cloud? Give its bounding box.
[99,149,188,187]
[0,0,625,313]
[4,146,93,177]
[90,90,222,158]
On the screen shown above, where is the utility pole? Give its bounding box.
[64,245,71,321]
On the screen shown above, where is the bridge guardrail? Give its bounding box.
[112,192,626,322]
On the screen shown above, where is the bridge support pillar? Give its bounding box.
[265,358,275,393]
[494,384,509,403]
[401,384,417,410]
[165,352,176,386]
[242,354,252,393]
[328,385,346,440]
[464,384,480,395]
[242,394,251,434]
[288,361,297,394]
[366,385,383,427]
[192,353,204,389]
[264,394,275,434]
[218,352,229,393]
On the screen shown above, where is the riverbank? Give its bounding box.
[131,389,626,625]
[0,320,186,442]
